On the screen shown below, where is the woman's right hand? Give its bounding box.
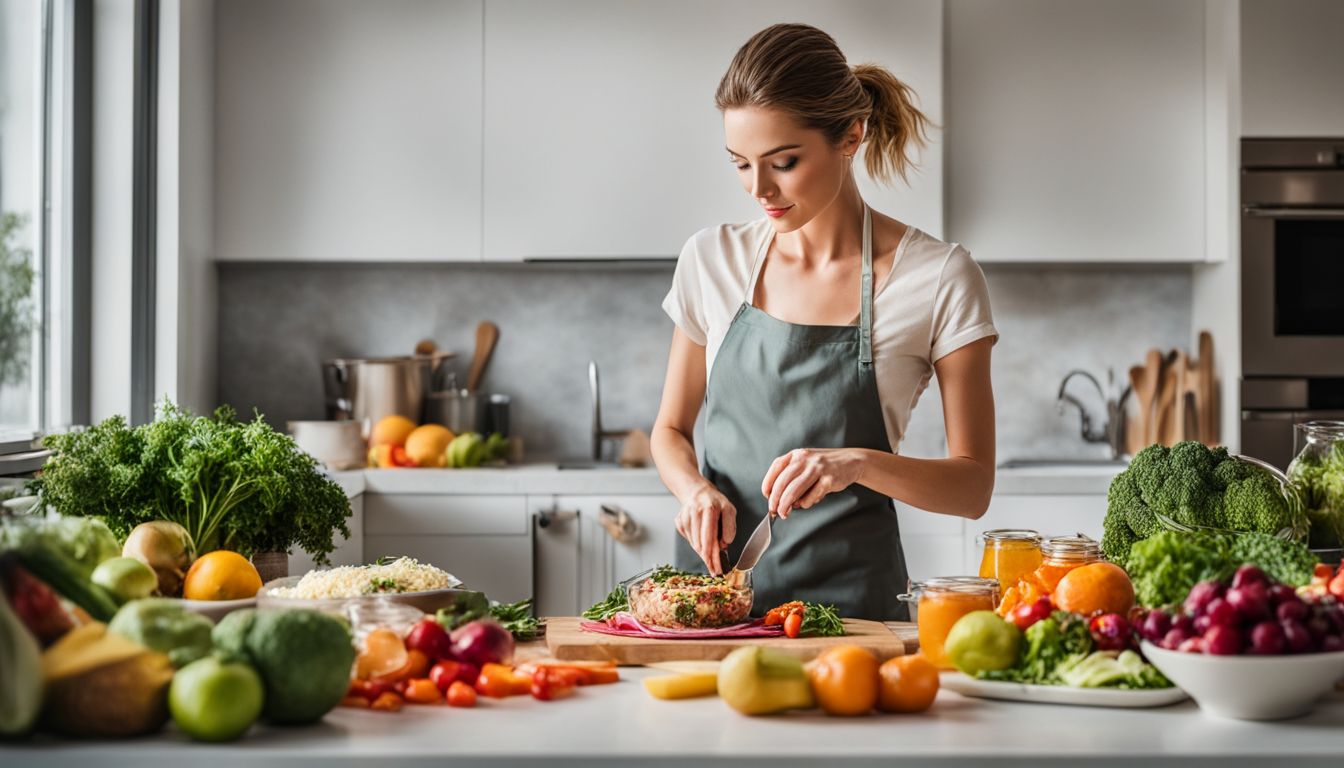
[674,483,737,576]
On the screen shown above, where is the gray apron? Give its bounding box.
[675,206,910,621]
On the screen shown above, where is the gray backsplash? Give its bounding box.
[217,262,1192,464]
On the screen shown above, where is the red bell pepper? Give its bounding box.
[530,666,577,701]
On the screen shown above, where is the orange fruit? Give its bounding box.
[1052,562,1135,618]
[806,644,879,716]
[182,550,263,601]
[404,424,455,468]
[877,653,940,713]
[369,415,417,448]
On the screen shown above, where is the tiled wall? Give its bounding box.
[217,262,1192,463]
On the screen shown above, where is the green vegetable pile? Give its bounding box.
[1126,530,1317,608]
[1101,441,1306,567]
[979,611,1170,689]
[438,597,542,641]
[1288,439,1344,548]
[34,401,352,564]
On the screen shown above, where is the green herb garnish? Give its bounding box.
[799,602,845,637]
[368,577,398,592]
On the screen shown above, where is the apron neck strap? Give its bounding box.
[859,205,874,365]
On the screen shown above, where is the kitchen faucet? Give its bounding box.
[589,361,631,462]
[1056,369,1131,461]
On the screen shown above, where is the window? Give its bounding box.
[0,0,44,431]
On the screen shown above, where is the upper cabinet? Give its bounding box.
[215,0,484,262]
[1241,0,1344,137]
[946,0,1207,263]
[481,0,943,261]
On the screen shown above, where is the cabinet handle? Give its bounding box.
[598,504,641,543]
[536,506,578,529]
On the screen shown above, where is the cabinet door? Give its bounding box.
[216,0,483,262]
[895,503,966,583]
[482,0,943,261]
[946,0,1205,263]
[963,494,1108,576]
[363,493,532,602]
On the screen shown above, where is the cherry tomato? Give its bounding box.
[446,680,478,708]
[403,677,442,704]
[784,612,803,638]
[430,660,463,693]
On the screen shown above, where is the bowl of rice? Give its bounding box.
[258,556,488,616]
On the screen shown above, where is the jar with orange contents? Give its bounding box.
[898,577,999,670]
[977,529,1043,588]
[1033,535,1103,592]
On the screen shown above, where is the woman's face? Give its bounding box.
[723,106,861,232]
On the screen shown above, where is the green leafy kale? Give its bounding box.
[35,401,351,564]
[1126,530,1317,608]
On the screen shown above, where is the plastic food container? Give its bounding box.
[624,568,754,629]
[899,576,999,670]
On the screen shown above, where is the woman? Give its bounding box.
[651,23,998,621]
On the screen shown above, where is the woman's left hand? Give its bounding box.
[761,448,866,518]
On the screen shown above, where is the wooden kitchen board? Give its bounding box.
[545,617,909,665]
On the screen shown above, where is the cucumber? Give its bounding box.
[15,542,119,622]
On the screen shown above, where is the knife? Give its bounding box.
[723,512,773,586]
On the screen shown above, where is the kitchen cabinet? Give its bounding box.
[481,0,943,261]
[1241,0,1344,137]
[946,0,1207,263]
[529,494,680,617]
[215,0,484,262]
[362,493,533,603]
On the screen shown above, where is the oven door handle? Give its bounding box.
[1244,207,1344,218]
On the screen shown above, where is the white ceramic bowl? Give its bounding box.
[1141,640,1344,720]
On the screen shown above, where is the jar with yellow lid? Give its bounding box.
[977,529,1043,589]
[1034,535,1103,593]
[898,577,999,670]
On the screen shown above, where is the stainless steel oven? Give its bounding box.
[1241,138,1344,468]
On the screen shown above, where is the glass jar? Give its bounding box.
[1034,535,1104,592]
[1287,420,1344,549]
[899,577,999,670]
[977,529,1043,588]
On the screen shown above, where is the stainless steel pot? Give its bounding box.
[322,354,453,428]
[426,389,481,434]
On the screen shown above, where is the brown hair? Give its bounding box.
[715,23,934,185]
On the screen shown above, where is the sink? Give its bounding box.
[997,457,1129,470]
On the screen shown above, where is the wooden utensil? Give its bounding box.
[1132,349,1165,446]
[1197,331,1217,444]
[1155,352,1178,446]
[1167,349,1189,445]
[1126,366,1147,456]
[465,321,500,393]
[545,617,908,665]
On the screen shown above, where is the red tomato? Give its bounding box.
[1330,570,1344,601]
[430,660,463,693]
[446,680,478,708]
[783,612,803,638]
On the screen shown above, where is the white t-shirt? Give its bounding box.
[662,217,998,452]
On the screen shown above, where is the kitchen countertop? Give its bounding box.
[9,664,1344,767]
[333,461,1124,497]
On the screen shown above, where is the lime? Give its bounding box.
[169,655,264,742]
[944,610,1022,674]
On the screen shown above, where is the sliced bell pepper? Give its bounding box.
[530,666,577,701]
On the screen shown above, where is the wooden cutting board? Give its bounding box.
[545,617,909,665]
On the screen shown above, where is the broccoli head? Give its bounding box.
[1101,441,1303,560]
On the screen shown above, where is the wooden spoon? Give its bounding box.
[466,321,500,393]
[1131,349,1164,447]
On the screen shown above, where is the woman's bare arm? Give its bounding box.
[651,328,740,574]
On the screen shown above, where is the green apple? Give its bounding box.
[169,655,264,742]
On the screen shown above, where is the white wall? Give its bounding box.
[90,0,135,422]
[1241,0,1344,136]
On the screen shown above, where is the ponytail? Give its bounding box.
[852,64,934,185]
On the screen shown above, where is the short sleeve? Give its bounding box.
[662,234,709,345]
[929,245,998,362]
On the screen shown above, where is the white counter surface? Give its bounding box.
[7,666,1344,767]
[333,462,1123,498]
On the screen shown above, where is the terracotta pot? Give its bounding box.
[250,551,289,583]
